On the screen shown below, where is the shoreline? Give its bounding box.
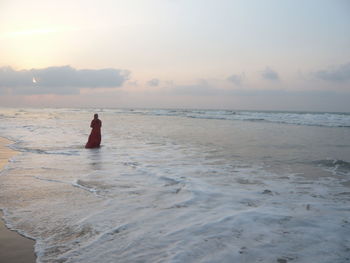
[0,137,36,263]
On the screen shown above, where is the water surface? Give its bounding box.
[0,108,349,263]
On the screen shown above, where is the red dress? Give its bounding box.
[85,119,102,148]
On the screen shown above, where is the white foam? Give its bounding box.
[120,108,350,127]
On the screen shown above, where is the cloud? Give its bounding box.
[262,67,279,81]
[166,80,222,96]
[169,83,343,99]
[170,85,218,96]
[227,73,244,85]
[314,62,350,83]
[163,79,341,99]
[165,79,284,97]
[147,78,160,87]
[0,66,129,95]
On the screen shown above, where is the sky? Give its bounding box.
[0,0,349,111]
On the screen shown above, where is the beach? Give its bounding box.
[0,137,36,263]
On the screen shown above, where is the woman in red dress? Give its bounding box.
[85,114,102,148]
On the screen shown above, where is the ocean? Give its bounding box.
[0,108,349,263]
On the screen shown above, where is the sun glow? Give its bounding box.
[0,26,81,39]
[0,26,78,69]
[5,28,57,38]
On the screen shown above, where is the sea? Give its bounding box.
[0,108,349,263]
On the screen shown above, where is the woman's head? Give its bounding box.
[94,113,98,119]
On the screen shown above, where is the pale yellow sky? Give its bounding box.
[0,0,350,111]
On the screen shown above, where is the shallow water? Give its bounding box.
[0,108,349,262]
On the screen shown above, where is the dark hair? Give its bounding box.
[94,113,98,118]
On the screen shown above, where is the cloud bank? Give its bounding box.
[314,62,350,83]
[147,78,160,87]
[262,67,279,81]
[227,74,244,85]
[0,66,129,94]
[169,84,219,96]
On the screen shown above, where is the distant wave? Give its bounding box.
[116,109,350,127]
[313,159,350,169]
[313,159,350,176]
[2,107,350,127]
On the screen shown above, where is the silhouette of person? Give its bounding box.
[85,113,102,148]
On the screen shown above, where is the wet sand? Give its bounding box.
[0,137,36,263]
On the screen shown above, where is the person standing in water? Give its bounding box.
[85,113,102,148]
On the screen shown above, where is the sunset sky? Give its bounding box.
[1,0,349,111]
